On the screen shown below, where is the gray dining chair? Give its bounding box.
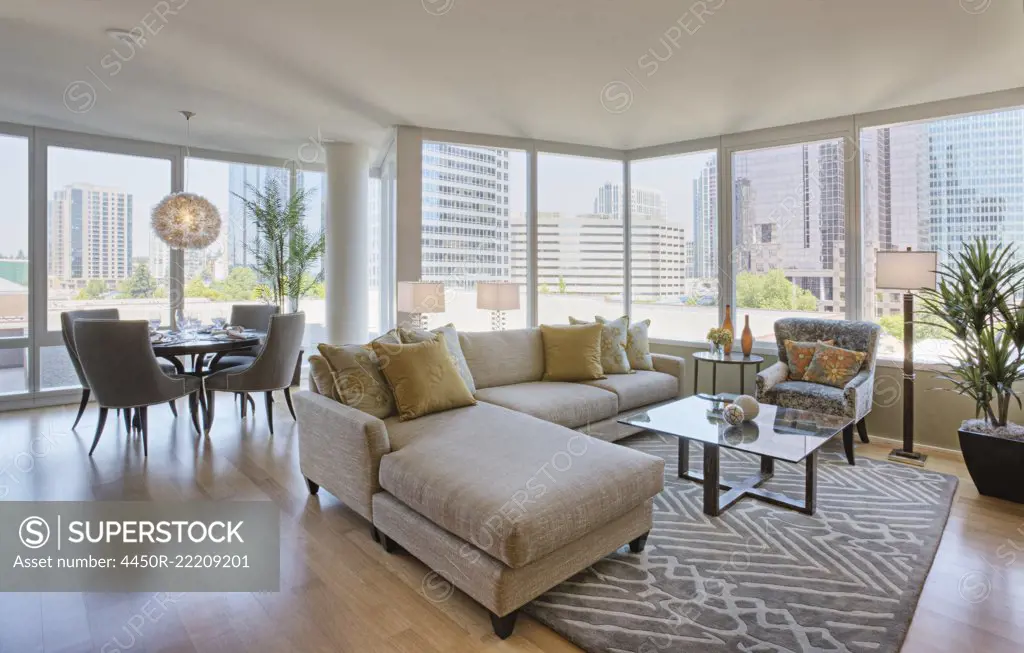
[73,319,203,456]
[61,308,178,430]
[203,312,305,435]
[227,304,279,358]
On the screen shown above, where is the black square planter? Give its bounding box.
[959,427,1024,504]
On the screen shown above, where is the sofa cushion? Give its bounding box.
[474,382,618,428]
[582,370,679,412]
[458,328,544,389]
[370,337,475,421]
[377,402,664,568]
[763,380,848,416]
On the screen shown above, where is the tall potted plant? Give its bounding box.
[235,178,325,313]
[919,238,1024,503]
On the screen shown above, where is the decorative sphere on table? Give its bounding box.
[723,403,745,426]
[733,394,760,420]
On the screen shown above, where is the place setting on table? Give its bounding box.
[149,313,264,376]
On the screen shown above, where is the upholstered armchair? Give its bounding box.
[755,317,882,465]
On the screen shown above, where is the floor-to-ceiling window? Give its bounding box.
[44,146,173,390]
[420,142,527,331]
[0,134,29,395]
[181,158,290,325]
[730,138,848,343]
[860,106,1024,362]
[629,150,718,341]
[537,153,624,325]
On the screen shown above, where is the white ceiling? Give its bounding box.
[1,0,1022,160]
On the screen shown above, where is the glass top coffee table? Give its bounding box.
[619,395,852,516]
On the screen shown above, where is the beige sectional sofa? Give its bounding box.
[294,327,684,638]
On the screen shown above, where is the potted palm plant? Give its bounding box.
[235,178,325,313]
[919,238,1024,503]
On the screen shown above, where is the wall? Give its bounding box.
[650,341,1024,452]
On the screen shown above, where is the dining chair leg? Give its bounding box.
[89,407,108,456]
[284,387,296,421]
[205,389,216,433]
[72,389,90,429]
[265,391,275,435]
[189,393,202,434]
[168,400,177,417]
[139,406,149,456]
[123,407,132,433]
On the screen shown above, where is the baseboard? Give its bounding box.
[864,434,963,461]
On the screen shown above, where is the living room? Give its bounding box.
[1,1,1023,652]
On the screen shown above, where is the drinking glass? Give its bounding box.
[212,317,226,330]
[148,315,161,333]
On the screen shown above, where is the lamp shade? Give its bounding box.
[397,281,445,313]
[875,249,938,291]
[477,282,521,311]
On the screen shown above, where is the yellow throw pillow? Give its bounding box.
[783,339,835,380]
[540,323,605,382]
[317,343,396,419]
[307,354,338,401]
[397,323,476,393]
[570,315,631,374]
[803,343,866,388]
[370,337,476,421]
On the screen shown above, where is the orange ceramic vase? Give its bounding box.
[721,304,734,355]
[741,315,753,356]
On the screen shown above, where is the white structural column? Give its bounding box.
[325,142,369,344]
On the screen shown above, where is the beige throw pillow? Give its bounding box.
[317,343,396,419]
[371,337,476,421]
[307,354,338,400]
[397,323,476,393]
[570,315,631,374]
[540,323,605,382]
[598,316,653,371]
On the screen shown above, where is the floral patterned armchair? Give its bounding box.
[755,318,882,465]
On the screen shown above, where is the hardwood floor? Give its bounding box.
[1,394,1023,652]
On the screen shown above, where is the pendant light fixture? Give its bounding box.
[151,111,221,249]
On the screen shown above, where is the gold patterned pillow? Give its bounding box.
[307,354,338,400]
[803,343,866,388]
[397,323,476,393]
[783,339,834,380]
[370,337,476,421]
[540,323,605,382]
[317,343,396,419]
[600,317,653,371]
[570,315,630,374]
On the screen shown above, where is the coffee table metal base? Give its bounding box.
[678,439,817,516]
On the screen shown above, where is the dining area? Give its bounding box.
[60,304,306,457]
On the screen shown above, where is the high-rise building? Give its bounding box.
[593,183,667,220]
[692,159,718,279]
[421,143,510,289]
[511,211,686,299]
[47,183,133,289]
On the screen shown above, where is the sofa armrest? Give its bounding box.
[755,361,789,400]
[293,390,391,521]
[651,353,686,398]
[843,369,874,421]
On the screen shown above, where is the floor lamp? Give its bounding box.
[875,248,938,467]
[477,282,521,330]
[397,281,445,330]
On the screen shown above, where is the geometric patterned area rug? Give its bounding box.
[525,431,958,653]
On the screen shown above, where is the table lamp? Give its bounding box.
[397,281,445,330]
[875,247,938,467]
[477,282,521,330]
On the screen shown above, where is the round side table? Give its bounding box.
[692,351,765,396]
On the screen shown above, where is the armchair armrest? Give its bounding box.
[651,353,686,398]
[293,391,391,521]
[755,361,789,400]
[843,369,875,421]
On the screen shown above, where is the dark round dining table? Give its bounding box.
[152,331,264,377]
[149,331,265,432]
